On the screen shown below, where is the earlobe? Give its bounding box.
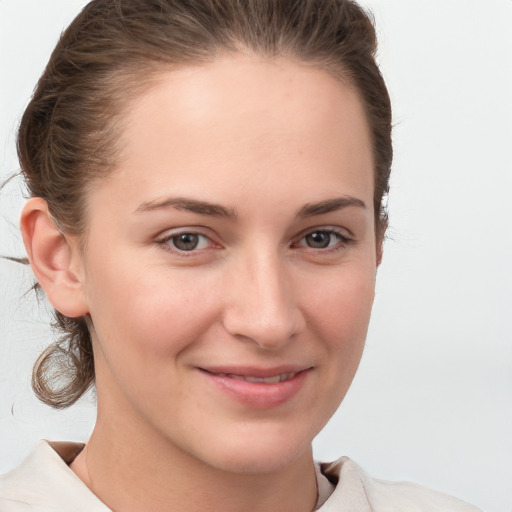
[20,198,89,318]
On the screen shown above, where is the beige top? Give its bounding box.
[0,440,482,511]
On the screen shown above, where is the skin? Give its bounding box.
[22,54,378,512]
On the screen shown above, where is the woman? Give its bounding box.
[0,0,486,510]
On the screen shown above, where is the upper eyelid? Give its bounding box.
[155,230,219,257]
[156,228,218,248]
[288,229,354,254]
[294,225,354,241]
[156,226,215,240]
[154,225,354,246]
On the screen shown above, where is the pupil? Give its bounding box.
[306,232,330,248]
[174,233,199,251]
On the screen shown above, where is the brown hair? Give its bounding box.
[18,0,392,408]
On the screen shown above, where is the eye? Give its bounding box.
[304,231,336,249]
[160,232,212,252]
[295,229,351,250]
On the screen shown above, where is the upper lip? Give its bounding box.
[198,365,312,378]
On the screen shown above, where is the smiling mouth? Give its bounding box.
[199,367,311,407]
[208,372,298,384]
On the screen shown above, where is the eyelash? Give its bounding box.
[156,230,217,256]
[292,228,354,253]
[156,227,354,256]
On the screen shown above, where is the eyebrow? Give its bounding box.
[135,196,237,218]
[135,194,365,219]
[297,196,366,218]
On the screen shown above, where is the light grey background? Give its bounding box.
[1,1,511,510]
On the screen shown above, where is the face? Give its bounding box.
[77,55,377,474]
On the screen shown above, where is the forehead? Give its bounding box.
[93,55,374,215]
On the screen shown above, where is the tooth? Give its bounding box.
[244,376,267,383]
[228,374,246,381]
[218,372,298,383]
[245,374,293,384]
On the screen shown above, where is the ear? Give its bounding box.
[20,198,89,318]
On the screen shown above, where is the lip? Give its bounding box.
[197,365,312,409]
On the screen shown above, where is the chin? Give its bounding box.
[210,447,311,475]
[188,424,316,475]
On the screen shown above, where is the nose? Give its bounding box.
[222,251,305,350]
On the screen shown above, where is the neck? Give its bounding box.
[71,405,318,512]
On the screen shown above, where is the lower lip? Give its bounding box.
[199,369,310,409]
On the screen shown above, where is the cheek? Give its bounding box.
[84,254,222,361]
[306,265,375,341]
[295,265,375,431]
[303,264,375,389]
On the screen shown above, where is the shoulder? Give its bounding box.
[0,440,109,512]
[319,457,483,512]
